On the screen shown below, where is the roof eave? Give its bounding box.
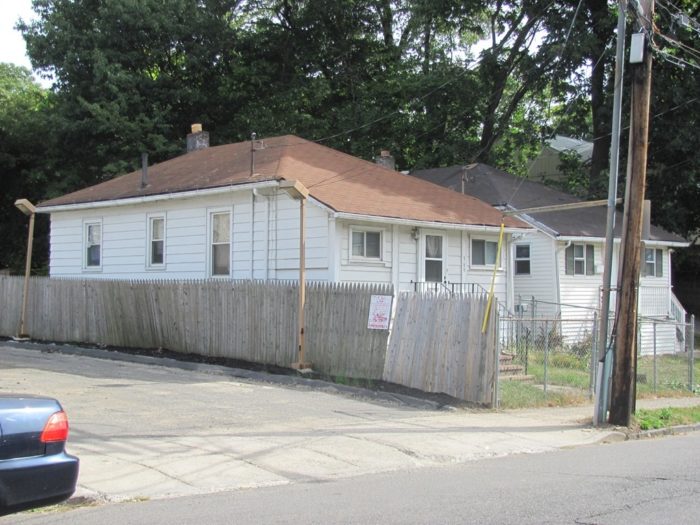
[332,211,533,233]
[36,179,282,213]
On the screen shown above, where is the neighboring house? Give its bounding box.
[528,135,593,183]
[36,129,531,310]
[409,163,690,353]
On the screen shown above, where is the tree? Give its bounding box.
[0,63,51,272]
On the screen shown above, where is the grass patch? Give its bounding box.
[636,354,700,396]
[633,405,700,430]
[498,381,587,409]
[526,361,591,390]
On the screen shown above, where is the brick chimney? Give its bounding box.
[375,150,396,170]
[186,123,209,152]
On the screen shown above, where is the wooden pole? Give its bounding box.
[279,179,311,370]
[609,0,654,426]
[296,195,308,367]
[19,211,35,338]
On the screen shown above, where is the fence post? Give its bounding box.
[493,309,501,409]
[543,319,549,398]
[590,312,598,399]
[690,314,695,392]
[653,321,657,394]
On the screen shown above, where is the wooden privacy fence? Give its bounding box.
[383,292,499,405]
[0,276,391,379]
[0,277,499,405]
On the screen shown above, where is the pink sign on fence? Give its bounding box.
[367,295,392,330]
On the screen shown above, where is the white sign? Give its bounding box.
[368,295,392,330]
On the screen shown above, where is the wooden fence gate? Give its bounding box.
[383,292,499,406]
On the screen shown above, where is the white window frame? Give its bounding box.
[208,208,232,278]
[83,219,103,271]
[147,214,166,269]
[514,243,531,276]
[644,247,663,278]
[573,243,586,275]
[564,242,595,276]
[349,226,383,262]
[471,237,500,269]
[421,231,447,282]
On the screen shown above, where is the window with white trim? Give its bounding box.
[644,248,663,277]
[424,234,444,282]
[84,221,102,268]
[565,243,594,275]
[515,244,531,275]
[148,216,165,267]
[472,239,498,266]
[351,229,381,259]
[210,211,231,276]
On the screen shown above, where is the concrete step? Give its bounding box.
[499,374,536,382]
[499,364,525,375]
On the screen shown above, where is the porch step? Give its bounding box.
[499,364,525,375]
[499,374,536,382]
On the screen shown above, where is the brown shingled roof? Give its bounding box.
[39,135,527,229]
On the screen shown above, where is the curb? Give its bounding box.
[627,422,700,440]
[3,339,444,411]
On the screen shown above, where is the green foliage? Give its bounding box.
[634,406,700,431]
[0,0,696,275]
[0,63,52,272]
[498,380,587,409]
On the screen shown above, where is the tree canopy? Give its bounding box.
[3,0,699,276]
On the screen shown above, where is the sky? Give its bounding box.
[1,0,35,68]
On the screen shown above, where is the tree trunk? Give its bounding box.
[587,0,614,197]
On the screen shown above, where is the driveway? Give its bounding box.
[0,342,627,504]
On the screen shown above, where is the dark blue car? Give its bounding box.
[0,395,79,516]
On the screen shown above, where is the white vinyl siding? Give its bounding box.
[559,241,603,318]
[48,190,331,281]
[512,234,558,316]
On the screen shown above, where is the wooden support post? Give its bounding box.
[609,0,654,426]
[279,180,312,371]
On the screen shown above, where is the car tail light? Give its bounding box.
[40,411,70,443]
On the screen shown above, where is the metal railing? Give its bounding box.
[411,280,488,296]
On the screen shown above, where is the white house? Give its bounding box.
[36,130,531,311]
[528,135,593,183]
[409,163,690,354]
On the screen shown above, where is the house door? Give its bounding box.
[423,233,446,282]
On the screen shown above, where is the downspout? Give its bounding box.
[250,190,256,280]
[555,239,572,314]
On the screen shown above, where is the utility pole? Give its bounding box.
[609,0,654,426]
[594,0,627,426]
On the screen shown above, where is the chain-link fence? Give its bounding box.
[497,313,697,408]
[636,315,697,395]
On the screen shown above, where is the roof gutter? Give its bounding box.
[557,235,688,248]
[332,211,532,234]
[36,180,281,213]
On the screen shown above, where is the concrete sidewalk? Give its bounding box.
[1,342,698,506]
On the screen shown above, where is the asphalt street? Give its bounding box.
[8,432,700,524]
[1,341,698,520]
